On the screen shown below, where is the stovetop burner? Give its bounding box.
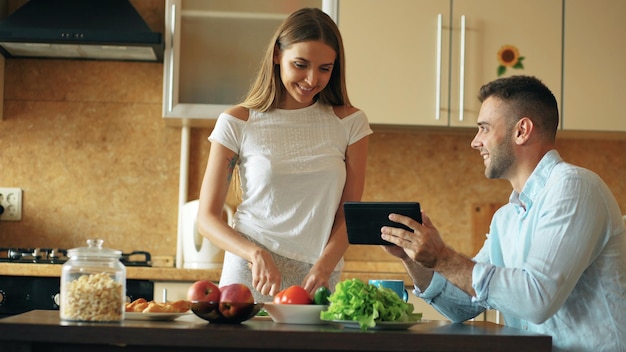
[0,248,152,267]
[0,248,67,264]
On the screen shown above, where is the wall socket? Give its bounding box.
[0,187,23,221]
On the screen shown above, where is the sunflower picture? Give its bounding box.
[497,45,524,77]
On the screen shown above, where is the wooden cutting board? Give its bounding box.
[471,203,501,256]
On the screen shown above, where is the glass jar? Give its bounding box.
[60,239,126,322]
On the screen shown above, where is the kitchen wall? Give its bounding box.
[1,0,625,262]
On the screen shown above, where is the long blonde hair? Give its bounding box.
[240,8,351,111]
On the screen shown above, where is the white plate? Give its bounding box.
[262,303,328,324]
[326,319,423,330]
[125,312,190,321]
[251,314,273,321]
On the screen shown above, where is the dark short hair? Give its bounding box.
[478,75,559,141]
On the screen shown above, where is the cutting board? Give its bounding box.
[471,203,501,256]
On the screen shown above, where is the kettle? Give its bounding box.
[181,200,230,269]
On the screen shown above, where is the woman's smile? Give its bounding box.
[275,40,336,109]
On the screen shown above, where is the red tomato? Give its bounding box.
[273,285,313,305]
[273,290,284,304]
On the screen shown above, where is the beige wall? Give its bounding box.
[1,0,625,262]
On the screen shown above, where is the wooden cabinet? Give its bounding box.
[162,0,338,127]
[0,55,4,120]
[562,0,626,132]
[339,0,450,127]
[154,281,194,302]
[338,0,562,127]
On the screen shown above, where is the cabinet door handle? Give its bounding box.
[458,15,466,122]
[435,13,443,121]
[165,2,177,114]
[322,0,339,23]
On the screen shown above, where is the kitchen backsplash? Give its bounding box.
[1,0,624,263]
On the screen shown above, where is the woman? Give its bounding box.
[196,8,372,302]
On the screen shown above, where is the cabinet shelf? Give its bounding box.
[162,0,338,127]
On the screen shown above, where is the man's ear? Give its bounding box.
[515,117,533,144]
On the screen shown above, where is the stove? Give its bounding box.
[0,248,68,264]
[0,247,155,317]
[0,247,153,266]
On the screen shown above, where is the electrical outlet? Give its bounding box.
[0,187,22,221]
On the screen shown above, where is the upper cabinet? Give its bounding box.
[338,0,562,127]
[162,0,338,127]
[562,0,626,132]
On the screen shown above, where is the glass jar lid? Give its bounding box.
[67,239,121,259]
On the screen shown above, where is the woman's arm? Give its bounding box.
[302,135,370,295]
[196,141,281,296]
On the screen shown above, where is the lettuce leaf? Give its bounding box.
[320,278,422,331]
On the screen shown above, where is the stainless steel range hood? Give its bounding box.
[0,0,163,62]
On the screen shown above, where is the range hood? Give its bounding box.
[0,0,163,62]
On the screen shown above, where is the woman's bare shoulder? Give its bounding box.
[224,105,250,121]
[332,105,360,119]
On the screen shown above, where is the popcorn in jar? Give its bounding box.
[60,239,126,322]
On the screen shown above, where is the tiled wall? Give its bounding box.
[1,0,625,262]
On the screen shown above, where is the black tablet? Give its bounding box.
[343,202,422,245]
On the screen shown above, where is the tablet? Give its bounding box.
[343,202,422,245]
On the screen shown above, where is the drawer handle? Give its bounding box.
[458,15,466,122]
[435,13,443,121]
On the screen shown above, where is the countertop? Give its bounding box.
[0,310,551,352]
[0,261,411,284]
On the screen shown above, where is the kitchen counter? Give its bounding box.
[0,263,220,282]
[0,310,551,352]
[0,261,410,284]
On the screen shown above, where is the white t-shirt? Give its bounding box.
[209,102,372,267]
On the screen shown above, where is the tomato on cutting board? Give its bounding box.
[273,285,313,304]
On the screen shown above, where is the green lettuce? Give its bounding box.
[320,278,422,331]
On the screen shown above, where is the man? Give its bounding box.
[381,75,626,351]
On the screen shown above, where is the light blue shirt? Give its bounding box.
[416,150,626,352]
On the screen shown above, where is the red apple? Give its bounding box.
[218,283,254,319]
[187,280,221,302]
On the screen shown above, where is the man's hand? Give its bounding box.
[382,243,409,260]
[381,211,476,297]
[381,211,446,268]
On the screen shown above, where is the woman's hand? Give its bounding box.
[249,249,282,296]
[301,267,331,297]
